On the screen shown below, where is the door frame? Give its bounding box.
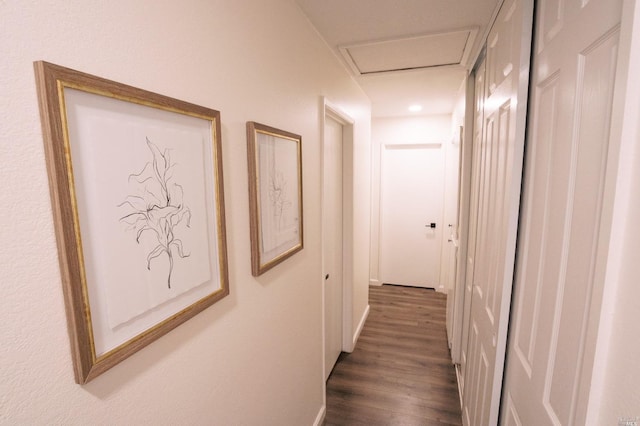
[321,98,355,385]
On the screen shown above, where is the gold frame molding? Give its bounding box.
[34,61,229,384]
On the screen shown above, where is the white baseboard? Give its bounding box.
[369,279,382,286]
[351,304,370,351]
[313,404,326,426]
[455,364,464,408]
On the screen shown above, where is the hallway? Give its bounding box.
[324,285,461,425]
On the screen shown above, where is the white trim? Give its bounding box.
[466,0,506,70]
[324,99,355,125]
[369,278,382,286]
[376,143,385,288]
[338,27,479,76]
[383,142,443,149]
[313,405,326,426]
[456,365,465,408]
[350,304,370,352]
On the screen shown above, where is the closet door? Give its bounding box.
[460,0,533,424]
[456,57,485,399]
[501,0,623,424]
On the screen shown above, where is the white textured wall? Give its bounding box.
[369,114,452,287]
[0,1,371,424]
[595,122,640,423]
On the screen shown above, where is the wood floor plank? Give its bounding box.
[324,285,462,426]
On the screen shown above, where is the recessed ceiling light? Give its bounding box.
[408,104,423,112]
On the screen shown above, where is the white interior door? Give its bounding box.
[501,0,622,424]
[323,115,343,380]
[461,0,533,424]
[379,144,444,288]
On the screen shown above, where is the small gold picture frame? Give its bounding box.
[246,122,303,276]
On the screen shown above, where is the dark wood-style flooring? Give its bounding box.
[324,284,462,426]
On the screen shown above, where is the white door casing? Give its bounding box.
[444,130,462,343]
[501,0,623,424]
[461,0,533,424]
[379,143,445,288]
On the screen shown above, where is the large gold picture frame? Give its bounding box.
[246,122,303,276]
[34,61,229,384]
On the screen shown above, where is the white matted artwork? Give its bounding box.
[246,122,303,276]
[34,61,229,384]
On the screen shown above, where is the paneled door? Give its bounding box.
[323,115,343,380]
[379,144,445,288]
[457,56,486,400]
[461,0,533,424]
[501,0,623,424]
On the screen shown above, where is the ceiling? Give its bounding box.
[295,0,501,117]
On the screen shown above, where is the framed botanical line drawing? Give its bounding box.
[34,61,229,384]
[246,122,303,276]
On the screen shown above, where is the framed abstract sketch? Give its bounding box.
[34,61,229,384]
[246,122,303,276]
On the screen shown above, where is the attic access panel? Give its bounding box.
[340,29,477,75]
